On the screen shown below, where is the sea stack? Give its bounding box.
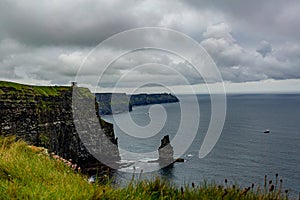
[158,135,185,166]
[158,135,174,163]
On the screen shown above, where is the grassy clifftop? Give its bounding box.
[0,81,70,97]
[0,136,292,200]
[0,81,93,98]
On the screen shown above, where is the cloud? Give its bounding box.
[184,0,300,43]
[201,23,300,83]
[83,48,202,88]
[0,0,146,46]
[0,38,90,84]
[256,41,272,57]
[0,0,227,47]
[203,23,234,42]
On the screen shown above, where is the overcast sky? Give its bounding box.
[0,0,300,93]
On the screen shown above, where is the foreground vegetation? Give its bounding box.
[0,136,294,199]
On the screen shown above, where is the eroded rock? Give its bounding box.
[158,135,184,166]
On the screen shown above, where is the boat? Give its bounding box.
[264,129,270,133]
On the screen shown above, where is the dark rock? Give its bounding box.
[158,135,174,162]
[129,93,179,107]
[174,158,185,163]
[157,135,184,165]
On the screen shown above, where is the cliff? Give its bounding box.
[129,93,179,106]
[95,93,179,115]
[0,81,120,173]
[95,93,132,115]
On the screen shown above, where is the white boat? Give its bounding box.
[264,129,270,133]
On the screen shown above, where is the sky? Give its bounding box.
[0,0,300,94]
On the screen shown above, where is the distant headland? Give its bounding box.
[95,92,179,115]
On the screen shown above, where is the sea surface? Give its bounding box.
[101,94,300,195]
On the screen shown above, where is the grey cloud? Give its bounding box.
[0,0,141,46]
[201,23,300,82]
[256,41,272,58]
[0,38,89,84]
[185,0,300,43]
[98,49,202,88]
[0,0,226,47]
[274,43,300,62]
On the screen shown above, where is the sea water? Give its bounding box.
[101,94,300,195]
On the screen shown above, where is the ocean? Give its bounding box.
[101,94,300,195]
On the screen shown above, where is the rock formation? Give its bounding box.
[158,135,174,162]
[158,135,184,166]
[0,81,120,174]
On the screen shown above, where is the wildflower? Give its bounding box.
[285,189,289,194]
[269,185,274,192]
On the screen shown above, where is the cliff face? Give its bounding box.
[129,93,179,106]
[95,93,132,115]
[0,81,120,172]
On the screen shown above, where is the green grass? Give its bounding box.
[0,136,294,199]
[0,136,106,199]
[0,80,95,102]
[0,80,70,97]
